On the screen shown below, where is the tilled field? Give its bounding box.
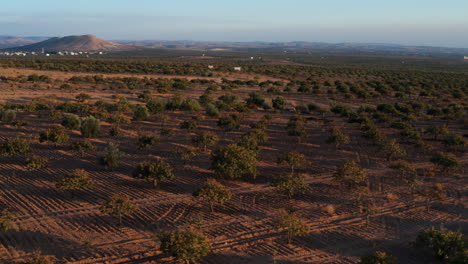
[0,69,466,264]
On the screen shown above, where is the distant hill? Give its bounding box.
[3,35,138,52]
[0,36,46,49]
[117,40,468,56]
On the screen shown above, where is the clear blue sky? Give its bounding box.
[2,0,467,47]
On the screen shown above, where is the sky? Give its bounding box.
[1,0,468,48]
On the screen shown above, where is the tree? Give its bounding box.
[414,183,446,212]
[132,159,175,187]
[133,105,150,121]
[193,179,233,212]
[80,116,101,138]
[274,211,309,244]
[359,251,396,264]
[100,143,123,170]
[192,131,219,151]
[326,128,351,149]
[333,161,367,191]
[272,96,287,111]
[277,152,309,176]
[271,174,310,199]
[61,114,81,130]
[39,127,69,147]
[413,227,466,263]
[287,115,307,143]
[380,139,406,161]
[211,144,258,180]
[55,169,96,197]
[430,152,460,172]
[0,209,13,231]
[159,229,210,264]
[0,136,31,155]
[99,197,136,225]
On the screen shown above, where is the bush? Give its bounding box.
[430,152,460,172]
[180,98,202,111]
[0,137,31,155]
[56,169,96,196]
[0,209,13,231]
[75,93,92,102]
[62,114,81,130]
[413,227,466,263]
[287,115,307,142]
[205,103,220,118]
[137,135,159,149]
[245,92,265,108]
[80,116,101,138]
[180,119,198,131]
[443,134,466,146]
[217,113,243,131]
[359,251,396,264]
[133,105,150,121]
[146,98,166,113]
[333,161,367,190]
[99,197,136,225]
[70,139,96,156]
[0,109,16,123]
[159,229,210,264]
[211,144,258,180]
[326,128,351,149]
[132,160,175,187]
[272,96,287,111]
[26,155,48,169]
[39,127,69,146]
[100,143,123,170]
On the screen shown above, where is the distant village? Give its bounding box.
[0,50,105,57]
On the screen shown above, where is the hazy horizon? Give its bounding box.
[2,0,468,48]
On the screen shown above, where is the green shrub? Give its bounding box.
[81,116,101,138]
[62,114,81,130]
[159,229,210,264]
[0,109,16,123]
[0,137,31,155]
[413,227,466,263]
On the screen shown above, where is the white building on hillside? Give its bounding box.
[233,67,242,71]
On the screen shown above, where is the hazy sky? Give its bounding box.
[2,0,467,47]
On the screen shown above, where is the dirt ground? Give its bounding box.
[0,68,466,264]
